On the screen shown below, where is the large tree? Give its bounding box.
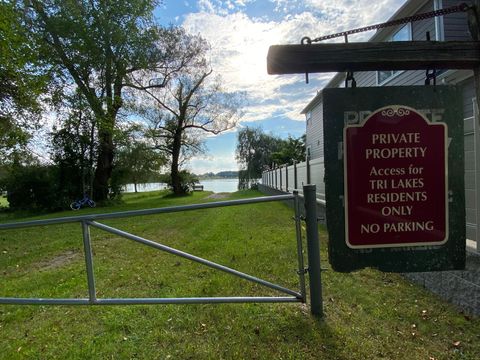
[0,1,48,162]
[114,124,166,193]
[50,90,97,199]
[236,127,280,189]
[236,127,305,189]
[271,134,306,165]
[135,34,244,194]
[19,0,192,201]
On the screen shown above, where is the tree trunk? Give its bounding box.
[170,152,182,194]
[134,182,138,193]
[170,129,183,195]
[93,127,114,201]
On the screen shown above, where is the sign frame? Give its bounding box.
[323,86,465,273]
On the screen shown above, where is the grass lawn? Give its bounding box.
[0,189,479,359]
[0,195,8,208]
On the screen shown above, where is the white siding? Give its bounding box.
[443,0,473,41]
[305,101,324,160]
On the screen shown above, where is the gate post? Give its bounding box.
[303,184,323,317]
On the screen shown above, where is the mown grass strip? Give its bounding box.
[0,190,479,359]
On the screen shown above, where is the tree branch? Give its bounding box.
[30,0,103,116]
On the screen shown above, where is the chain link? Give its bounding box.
[301,2,470,44]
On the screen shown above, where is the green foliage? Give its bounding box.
[236,127,304,189]
[236,127,278,189]
[215,170,238,178]
[5,0,237,199]
[114,126,166,193]
[159,170,199,194]
[1,165,68,211]
[0,194,8,208]
[50,91,97,199]
[197,170,238,179]
[271,134,306,165]
[3,91,100,211]
[18,0,169,200]
[0,1,48,162]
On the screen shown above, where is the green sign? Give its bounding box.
[323,86,465,272]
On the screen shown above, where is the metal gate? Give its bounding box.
[0,188,322,314]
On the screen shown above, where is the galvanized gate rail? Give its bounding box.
[0,193,315,308]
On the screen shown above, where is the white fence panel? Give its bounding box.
[287,164,295,192]
[262,158,325,203]
[310,157,325,201]
[296,163,307,195]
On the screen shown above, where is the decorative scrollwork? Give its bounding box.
[381,107,410,117]
[396,107,410,116]
[381,108,395,117]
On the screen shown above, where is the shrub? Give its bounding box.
[159,170,199,194]
[2,165,69,211]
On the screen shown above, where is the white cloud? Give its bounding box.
[197,0,254,15]
[182,1,406,126]
[182,11,333,123]
[187,152,237,174]
[181,0,408,173]
[197,0,215,13]
[304,0,405,26]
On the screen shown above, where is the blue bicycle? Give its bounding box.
[70,194,96,210]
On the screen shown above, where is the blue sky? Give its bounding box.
[151,0,407,174]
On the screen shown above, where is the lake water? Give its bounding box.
[123,178,239,193]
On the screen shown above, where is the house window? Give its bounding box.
[306,111,312,126]
[377,24,412,85]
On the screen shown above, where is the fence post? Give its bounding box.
[286,165,289,192]
[280,166,283,190]
[303,184,323,317]
[294,161,298,190]
[275,165,278,189]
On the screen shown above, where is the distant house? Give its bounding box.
[301,0,479,252]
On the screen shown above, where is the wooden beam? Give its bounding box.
[267,41,480,75]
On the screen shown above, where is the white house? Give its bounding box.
[301,0,479,253]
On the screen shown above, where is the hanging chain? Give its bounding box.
[345,71,356,88]
[301,2,470,44]
[424,31,437,86]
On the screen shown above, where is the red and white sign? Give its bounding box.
[344,105,448,248]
